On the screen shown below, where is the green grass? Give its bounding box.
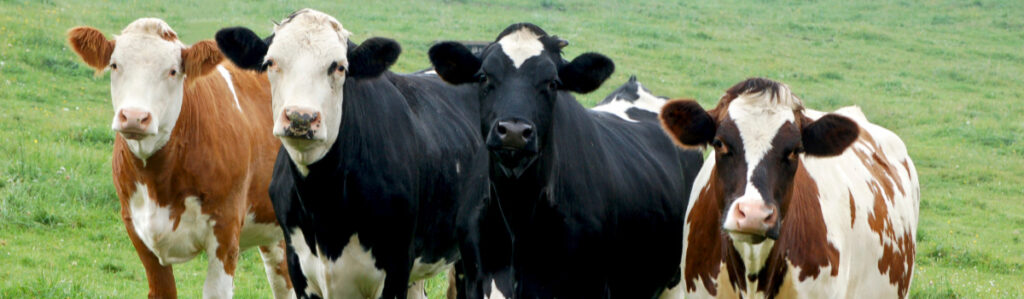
[1,0,1022,297]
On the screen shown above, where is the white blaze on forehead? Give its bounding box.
[727,86,803,188]
[497,27,545,69]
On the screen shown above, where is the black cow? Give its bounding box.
[215,9,502,299]
[429,23,705,298]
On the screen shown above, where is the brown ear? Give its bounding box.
[67,26,115,74]
[802,114,859,157]
[181,40,223,79]
[660,99,716,149]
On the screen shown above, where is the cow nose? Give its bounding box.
[495,120,534,150]
[117,108,152,139]
[282,107,321,139]
[732,201,778,235]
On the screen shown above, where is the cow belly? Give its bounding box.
[289,230,386,298]
[410,257,451,281]
[238,212,283,250]
[128,182,211,265]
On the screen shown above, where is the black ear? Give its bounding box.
[215,27,269,71]
[428,41,482,84]
[802,114,859,157]
[347,37,400,79]
[558,52,615,94]
[660,99,716,150]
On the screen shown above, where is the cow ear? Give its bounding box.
[347,37,400,79]
[660,99,716,149]
[802,114,859,157]
[558,52,614,94]
[67,26,115,75]
[181,40,223,78]
[428,41,482,84]
[215,27,269,71]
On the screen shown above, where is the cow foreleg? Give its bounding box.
[123,215,178,299]
[259,241,295,299]
[204,224,240,299]
[407,280,428,299]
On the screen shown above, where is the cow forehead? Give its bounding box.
[496,27,545,69]
[112,34,182,66]
[112,18,184,65]
[268,10,351,64]
[726,93,799,176]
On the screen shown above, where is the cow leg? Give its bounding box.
[446,265,460,299]
[407,280,427,299]
[259,241,295,299]
[203,224,240,299]
[123,215,178,298]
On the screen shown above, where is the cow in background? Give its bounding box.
[68,18,290,298]
[429,23,705,298]
[659,78,919,298]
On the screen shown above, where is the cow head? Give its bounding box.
[660,78,859,243]
[68,18,222,160]
[428,23,614,178]
[215,9,399,174]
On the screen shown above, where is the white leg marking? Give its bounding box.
[260,244,295,299]
[407,280,427,299]
[203,237,234,299]
[485,279,508,299]
[217,65,242,112]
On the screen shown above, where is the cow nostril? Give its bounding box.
[736,208,746,219]
[764,209,777,224]
[119,112,128,122]
[522,127,533,139]
[496,125,508,135]
[141,114,151,124]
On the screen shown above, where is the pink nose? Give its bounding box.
[732,201,778,235]
[118,108,152,138]
[281,106,321,139]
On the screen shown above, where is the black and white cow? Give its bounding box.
[216,9,499,299]
[429,23,705,298]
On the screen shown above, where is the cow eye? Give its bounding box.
[328,61,347,76]
[169,69,177,76]
[712,139,730,156]
[548,79,559,90]
[110,63,118,70]
[262,59,276,70]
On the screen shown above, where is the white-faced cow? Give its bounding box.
[68,19,291,298]
[215,9,500,299]
[429,23,705,298]
[659,78,919,298]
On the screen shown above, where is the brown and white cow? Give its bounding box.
[658,78,919,298]
[68,18,292,298]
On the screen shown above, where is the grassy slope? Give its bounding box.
[0,0,1021,297]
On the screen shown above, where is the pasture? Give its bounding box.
[0,0,1021,297]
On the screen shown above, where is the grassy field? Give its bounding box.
[1,0,1022,297]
